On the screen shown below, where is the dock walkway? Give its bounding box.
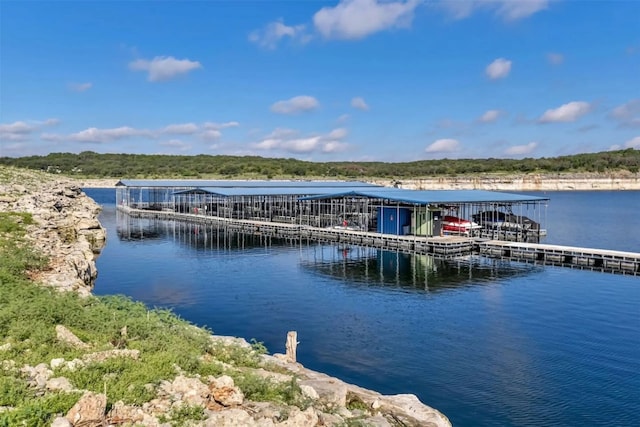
[477,240,640,275]
[120,207,640,275]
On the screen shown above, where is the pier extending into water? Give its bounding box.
[477,240,640,275]
[120,206,640,275]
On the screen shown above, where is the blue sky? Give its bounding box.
[1,0,639,161]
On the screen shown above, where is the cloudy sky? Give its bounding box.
[1,0,639,161]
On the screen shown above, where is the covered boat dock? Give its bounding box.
[116,179,549,242]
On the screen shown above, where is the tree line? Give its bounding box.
[1,149,638,178]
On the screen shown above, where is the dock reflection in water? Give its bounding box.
[299,243,541,292]
[117,211,540,291]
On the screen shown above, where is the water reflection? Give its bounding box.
[117,213,287,250]
[300,244,541,292]
[117,212,541,292]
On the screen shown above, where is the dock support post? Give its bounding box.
[285,331,299,363]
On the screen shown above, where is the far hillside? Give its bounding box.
[1,149,639,179]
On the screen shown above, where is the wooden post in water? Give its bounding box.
[285,331,299,363]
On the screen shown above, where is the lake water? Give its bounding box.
[85,189,640,427]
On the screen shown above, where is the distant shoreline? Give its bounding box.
[76,173,640,191]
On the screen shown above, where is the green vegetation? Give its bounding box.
[1,149,639,179]
[0,211,304,425]
[158,405,206,426]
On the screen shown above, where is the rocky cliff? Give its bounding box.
[373,172,640,191]
[78,172,640,191]
[0,167,106,296]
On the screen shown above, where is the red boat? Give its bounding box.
[442,215,482,234]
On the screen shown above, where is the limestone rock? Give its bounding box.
[107,400,147,425]
[50,357,66,369]
[210,385,244,407]
[65,391,107,427]
[210,335,252,349]
[360,415,393,427]
[51,416,72,427]
[82,349,140,364]
[203,408,257,426]
[159,375,210,406]
[380,394,451,427]
[298,378,347,409]
[277,407,318,426]
[55,325,90,349]
[252,368,293,384]
[46,377,74,392]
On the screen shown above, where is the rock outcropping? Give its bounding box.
[0,167,106,295]
[373,172,640,191]
[18,333,451,427]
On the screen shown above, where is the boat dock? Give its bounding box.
[121,207,640,275]
[121,207,475,257]
[477,240,640,275]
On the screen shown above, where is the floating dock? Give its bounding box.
[121,207,475,257]
[120,207,640,275]
[477,240,640,275]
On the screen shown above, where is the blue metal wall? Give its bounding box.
[377,207,412,235]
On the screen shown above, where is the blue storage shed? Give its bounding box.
[377,207,412,235]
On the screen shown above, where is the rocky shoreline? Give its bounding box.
[0,166,451,427]
[77,172,640,191]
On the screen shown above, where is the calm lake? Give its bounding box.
[85,189,640,427]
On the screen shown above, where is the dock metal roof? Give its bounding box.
[174,187,362,197]
[300,189,549,204]
[116,179,378,188]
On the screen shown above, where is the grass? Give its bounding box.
[0,209,304,425]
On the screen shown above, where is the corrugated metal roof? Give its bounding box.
[300,189,549,204]
[174,187,363,197]
[116,179,378,188]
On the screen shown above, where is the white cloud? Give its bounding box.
[36,120,240,145]
[495,0,549,21]
[0,121,32,135]
[539,101,592,123]
[479,109,501,123]
[425,138,460,153]
[547,52,564,65]
[505,141,538,156]
[203,121,240,130]
[0,119,58,142]
[69,126,154,143]
[313,0,419,40]
[200,129,222,141]
[609,99,640,128]
[249,19,308,49]
[162,123,199,135]
[252,127,349,154]
[68,82,92,92]
[351,96,369,111]
[440,0,549,22]
[129,56,202,82]
[322,140,349,153]
[159,139,191,151]
[327,128,348,139]
[270,95,319,114]
[625,136,640,149]
[486,58,512,80]
[337,114,351,123]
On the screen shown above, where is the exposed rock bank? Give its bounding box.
[0,166,451,427]
[77,172,640,191]
[0,167,106,296]
[373,172,640,191]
